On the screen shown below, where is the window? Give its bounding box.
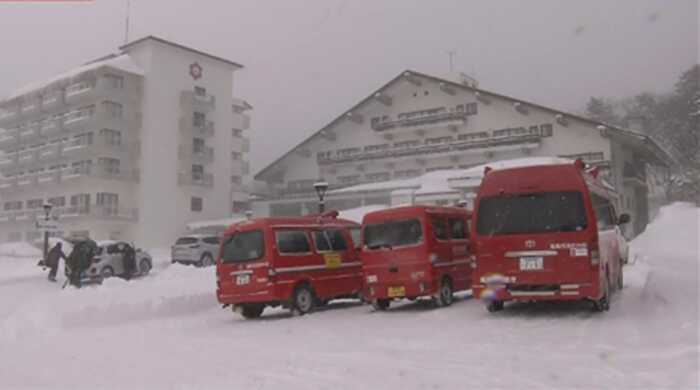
[313,229,348,252]
[338,175,361,184]
[276,230,311,254]
[48,196,65,207]
[70,194,91,207]
[476,192,588,236]
[27,199,43,209]
[541,123,553,137]
[349,227,361,248]
[336,147,361,157]
[103,74,124,89]
[231,151,242,160]
[465,102,478,115]
[431,217,448,240]
[363,144,390,153]
[193,111,206,127]
[394,140,421,149]
[194,86,206,97]
[96,193,118,207]
[221,230,264,264]
[3,201,22,211]
[425,136,453,145]
[366,172,390,182]
[99,129,122,146]
[364,219,423,249]
[591,193,615,230]
[191,197,203,212]
[175,237,198,245]
[449,218,468,239]
[202,237,220,245]
[192,165,204,180]
[232,129,243,138]
[193,138,205,153]
[98,158,120,174]
[102,101,123,118]
[231,175,242,184]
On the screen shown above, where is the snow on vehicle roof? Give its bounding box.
[95,240,119,247]
[186,215,248,231]
[5,54,144,101]
[337,204,390,223]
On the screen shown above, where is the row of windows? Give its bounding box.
[2,192,119,211]
[13,128,122,154]
[276,229,352,255]
[7,101,124,134]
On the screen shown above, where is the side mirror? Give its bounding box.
[617,213,631,225]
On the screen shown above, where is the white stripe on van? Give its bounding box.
[273,261,362,274]
[505,250,558,257]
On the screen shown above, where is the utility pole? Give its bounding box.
[124,0,131,45]
[447,50,456,73]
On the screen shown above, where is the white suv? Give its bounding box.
[171,235,220,267]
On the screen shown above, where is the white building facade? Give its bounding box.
[0,36,252,246]
[253,71,671,236]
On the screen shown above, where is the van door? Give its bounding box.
[448,215,472,291]
[311,228,362,299]
[428,215,454,291]
[218,230,269,301]
[591,193,620,286]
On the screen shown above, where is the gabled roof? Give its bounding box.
[120,35,244,69]
[255,70,674,180]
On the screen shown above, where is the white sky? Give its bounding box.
[0,0,697,173]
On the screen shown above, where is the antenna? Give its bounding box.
[124,0,131,45]
[447,50,456,73]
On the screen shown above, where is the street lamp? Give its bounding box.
[313,181,329,213]
[41,202,52,263]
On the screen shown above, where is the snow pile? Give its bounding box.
[338,204,389,223]
[0,242,41,258]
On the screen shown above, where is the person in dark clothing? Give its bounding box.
[66,238,97,288]
[46,242,67,282]
[122,243,136,281]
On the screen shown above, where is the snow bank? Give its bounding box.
[0,242,41,258]
[338,204,389,223]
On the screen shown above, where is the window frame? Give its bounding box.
[448,217,469,240]
[430,215,449,241]
[312,229,349,253]
[275,229,313,256]
[191,197,203,212]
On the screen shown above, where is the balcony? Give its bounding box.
[241,138,250,153]
[178,172,214,188]
[40,118,63,137]
[21,101,40,116]
[0,153,18,167]
[38,143,63,161]
[17,149,38,166]
[0,108,19,126]
[41,91,65,111]
[0,129,19,149]
[18,124,41,142]
[179,145,214,165]
[62,106,96,130]
[64,81,97,105]
[317,126,551,166]
[56,205,138,221]
[180,117,215,138]
[232,112,250,130]
[181,91,216,112]
[371,111,467,132]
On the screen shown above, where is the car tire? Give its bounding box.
[291,284,315,316]
[139,259,152,275]
[372,299,390,311]
[486,300,504,312]
[100,266,114,279]
[433,277,454,307]
[240,304,264,319]
[200,253,214,267]
[593,278,610,312]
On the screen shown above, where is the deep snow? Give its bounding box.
[0,203,697,389]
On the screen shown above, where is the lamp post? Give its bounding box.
[313,181,329,214]
[42,202,52,262]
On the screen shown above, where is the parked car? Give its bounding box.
[66,241,153,282]
[360,205,473,311]
[471,159,630,312]
[216,211,363,319]
[171,234,220,267]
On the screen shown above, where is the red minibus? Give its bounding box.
[472,159,630,312]
[216,211,363,319]
[360,205,473,311]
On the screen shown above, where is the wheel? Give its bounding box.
[240,304,264,319]
[139,259,152,275]
[291,284,315,315]
[487,300,504,312]
[200,253,214,267]
[433,277,454,307]
[593,278,610,312]
[100,266,114,279]
[372,299,390,311]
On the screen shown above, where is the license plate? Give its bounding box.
[235,274,250,285]
[519,256,543,271]
[323,253,342,269]
[387,286,405,298]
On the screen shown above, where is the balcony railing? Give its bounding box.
[317,127,551,165]
[178,172,214,187]
[41,91,65,110]
[232,112,251,130]
[0,204,139,224]
[181,91,216,112]
[0,109,19,126]
[180,117,215,138]
[179,145,214,164]
[0,129,19,149]
[372,111,467,132]
[241,138,250,153]
[0,166,139,192]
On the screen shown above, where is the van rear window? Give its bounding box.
[364,219,423,249]
[175,237,198,245]
[221,230,264,263]
[476,192,588,236]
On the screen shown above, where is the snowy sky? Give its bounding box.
[0,0,697,173]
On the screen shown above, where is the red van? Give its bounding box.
[360,205,473,310]
[216,212,363,319]
[471,159,630,312]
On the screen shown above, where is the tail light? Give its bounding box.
[590,247,600,266]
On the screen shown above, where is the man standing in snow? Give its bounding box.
[46,242,67,282]
[66,238,97,288]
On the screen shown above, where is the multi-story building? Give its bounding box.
[0,36,252,246]
[253,70,672,236]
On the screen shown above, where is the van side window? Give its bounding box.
[313,229,348,252]
[431,216,448,240]
[448,218,468,239]
[276,230,311,254]
[591,193,615,230]
[349,227,361,247]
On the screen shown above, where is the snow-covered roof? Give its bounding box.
[337,204,389,223]
[186,215,248,232]
[5,54,144,101]
[330,157,579,197]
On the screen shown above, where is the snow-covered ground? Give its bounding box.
[0,203,697,389]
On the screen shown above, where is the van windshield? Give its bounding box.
[221,230,264,264]
[364,219,423,249]
[476,191,588,236]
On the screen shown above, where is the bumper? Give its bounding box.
[363,280,435,301]
[473,283,596,301]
